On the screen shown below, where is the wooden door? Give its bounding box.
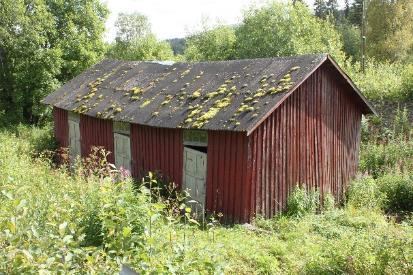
[68,119,81,160]
[183,147,207,211]
[114,133,131,171]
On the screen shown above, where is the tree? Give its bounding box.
[235,2,345,63]
[348,0,364,26]
[292,0,306,5]
[337,22,361,61]
[367,0,413,62]
[344,0,350,18]
[0,0,108,124]
[107,13,174,61]
[114,12,151,44]
[314,0,328,18]
[166,38,186,55]
[107,35,174,61]
[184,25,237,61]
[314,0,339,20]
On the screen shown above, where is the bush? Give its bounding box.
[15,123,58,154]
[345,59,406,101]
[401,63,413,99]
[348,173,413,216]
[377,173,413,215]
[347,177,385,210]
[359,138,413,178]
[0,129,156,273]
[323,193,335,211]
[286,186,320,217]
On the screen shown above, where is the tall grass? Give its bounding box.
[1,126,413,274]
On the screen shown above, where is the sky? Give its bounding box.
[103,0,346,42]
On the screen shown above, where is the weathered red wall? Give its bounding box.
[247,64,362,219]
[79,115,115,163]
[53,107,69,147]
[130,124,183,186]
[206,131,249,223]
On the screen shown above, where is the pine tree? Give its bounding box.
[314,0,339,20]
[344,0,350,18]
[314,0,328,18]
[349,0,364,26]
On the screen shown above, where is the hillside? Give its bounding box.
[166,38,186,55]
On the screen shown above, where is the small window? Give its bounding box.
[183,130,208,147]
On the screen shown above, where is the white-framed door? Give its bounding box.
[68,118,81,161]
[183,147,207,211]
[114,133,131,171]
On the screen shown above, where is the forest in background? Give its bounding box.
[1,0,413,125]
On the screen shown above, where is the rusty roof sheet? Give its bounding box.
[42,54,370,132]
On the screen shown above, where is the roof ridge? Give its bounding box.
[102,53,328,66]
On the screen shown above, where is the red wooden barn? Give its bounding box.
[43,54,375,223]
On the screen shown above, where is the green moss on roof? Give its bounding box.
[140,100,151,108]
[44,55,329,131]
[190,89,202,99]
[130,87,142,95]
[206,91,219,99]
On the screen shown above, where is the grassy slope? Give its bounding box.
[0,127,412,274]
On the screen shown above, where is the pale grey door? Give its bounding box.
[114,133,131,171]
[183,147,207,210]
[68,119,81,161]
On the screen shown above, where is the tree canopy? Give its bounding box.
[184,25,236,61]
[366,0,413,62]
[114,12,151,44]
[183,3,346,64]
[0,0,108,124]
[106,13,174,61]
[236,2,345,62]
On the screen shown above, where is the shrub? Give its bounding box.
[0,129,157,273]
[15,123,58,155]
[347,177,385,210]
[392,106,411,137]
[286,185,320,217]
[401,63,413,99]
[323,193,335,211]
[377,173,413,215]
[348,173,413,216]
[359,138,413,178]
[345,60,405,101]
[77,146,117,179]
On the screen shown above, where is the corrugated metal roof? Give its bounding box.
[42,54,371,132]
